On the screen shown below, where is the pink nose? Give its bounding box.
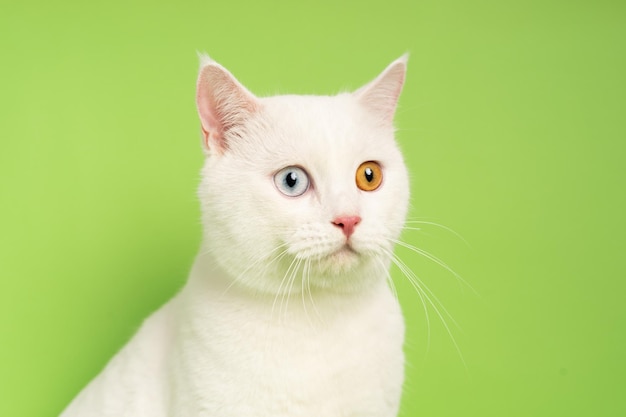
[332,215,362,239]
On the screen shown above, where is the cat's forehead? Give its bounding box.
[261,94,360,131]
[254,94,393,160]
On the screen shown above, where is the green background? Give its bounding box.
[1,0,624,415]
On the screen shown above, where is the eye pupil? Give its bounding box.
[364,167,374,182]
[285,172,298,188]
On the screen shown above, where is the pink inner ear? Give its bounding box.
[197,101,220,149]
[196,63,259,154]
[196,66,225,152]
[201,127,213,150]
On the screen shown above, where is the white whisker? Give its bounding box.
[390,248,462,330]
[219,243,289,299]
[300,259,311,326]
[271,254,299,323]
[376,257,398,302]
[401,226,422,232]
[281,257,303,323]
[383,249,431,355]
[306,259,325,326]
[404,219,470,247]
[387,249,468,372]
[391,238,479,297]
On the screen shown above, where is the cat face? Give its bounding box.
[196,56,409,294]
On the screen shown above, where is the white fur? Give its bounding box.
[61,55,410,417]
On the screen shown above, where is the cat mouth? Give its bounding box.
[328,244,360,263]
[309,244,361,275]
[334,244,358,255]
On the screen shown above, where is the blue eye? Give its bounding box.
[274,166,310,197]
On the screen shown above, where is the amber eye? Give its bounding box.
[356,161,383,191]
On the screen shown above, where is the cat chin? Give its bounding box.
[300,249,385,292]
[316,245,361,273]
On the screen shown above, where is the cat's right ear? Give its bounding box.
[196,55,259,154]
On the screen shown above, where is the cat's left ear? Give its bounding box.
[354,54,408,124]
[196,55,260,154]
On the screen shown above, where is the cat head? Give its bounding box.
[196,55,409,295]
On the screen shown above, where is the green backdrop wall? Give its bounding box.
[1,0,625,415]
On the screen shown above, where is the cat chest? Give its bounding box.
[172,292,404,415]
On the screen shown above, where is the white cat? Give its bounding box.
[61,54,410,417]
